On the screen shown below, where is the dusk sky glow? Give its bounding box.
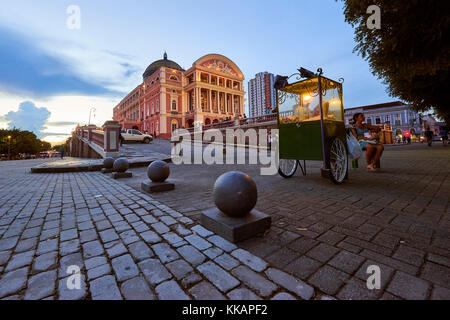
[0,0,393,142]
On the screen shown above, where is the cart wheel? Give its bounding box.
[329,137,348,184]
[278,159,298,178]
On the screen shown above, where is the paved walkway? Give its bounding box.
[122,143,450,300]
[0,169,315,300]
[0,143,449,300]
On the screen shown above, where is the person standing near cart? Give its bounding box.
[425,127,433,147]
[119,127,124,147]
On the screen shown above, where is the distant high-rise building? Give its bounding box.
[248,72,276,118]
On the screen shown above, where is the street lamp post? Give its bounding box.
[7,135,11,160]
[88,107,96,126]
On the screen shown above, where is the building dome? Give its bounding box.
[143,52,184,80]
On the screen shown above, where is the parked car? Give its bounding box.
[121,129,153,143]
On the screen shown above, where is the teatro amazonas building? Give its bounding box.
[112,53,246,138]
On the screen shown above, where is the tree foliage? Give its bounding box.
[339,0,450,123]
[0,128,51,157]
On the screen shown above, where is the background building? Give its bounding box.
[344,101,438,139]
[248,72,276,118]
[113,53,245,138]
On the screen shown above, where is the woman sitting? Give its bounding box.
[351,113,384,171]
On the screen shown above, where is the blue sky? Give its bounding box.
[0,0,392,142]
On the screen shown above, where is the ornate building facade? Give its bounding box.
[113,53,245,138]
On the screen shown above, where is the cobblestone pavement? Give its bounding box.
[122,143,450,300]
[0,169,316,300]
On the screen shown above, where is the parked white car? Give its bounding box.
[121,129,153,143]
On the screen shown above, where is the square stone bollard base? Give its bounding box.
[101,168,115,174]
[200,207,271,243]
[141,180,175,193]
[112,172,132,179]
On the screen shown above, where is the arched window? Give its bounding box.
[169,75,178,81]
[156,100,159,112]
[151,102,154,114]
[172,99,177,111]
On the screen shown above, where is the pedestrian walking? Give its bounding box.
[425,127,433,147]
[119,127,124,146]
[59,145,65,159]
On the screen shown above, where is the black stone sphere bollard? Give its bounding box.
[141,160,174,193]
[147,160,170,182]
[112,158,132,179]
[201,171,271,243]
[103,157,115,169]
[113,158,129,173]
[213,171,257,217]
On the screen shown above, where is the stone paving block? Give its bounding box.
[306,243,340,263]
[88,263,111,280]
[58,252,83,279]
[0,236,19,251]
[431,286,450,300]
[197,261,240,293]
[337,277,381,300]
[60,228,78,242]
[175,224,192,237]
[189,281,226,300]
[0,250,11,266]
[24,270,57,300]
[227,288,262,300]
[392,245,426,267]
[387,271,430,300]
[60,239,80,256]
[231,249,267,272]
[0,267,28,298]
[138,259,172,285]
[151,222,170,234]
[32,251,57,273]
[121,277,155,300]
[82,240,104,259]
[177,245,206,266]
[160,216,177,226]
[420,262,450,288]
[191,225,214,238]
[232,265,277,297]
[181,272,203,289]
[140,230,162,244]
[111,254,139,282]
[308,265,350,296]
[152,243,180,263]
[265,247,301,268]
[166,259,194,280]
[5,250,34,271]
[90,275,123,300]
[185,234,212,251]
[265,268,314,300]
[79,229,98,243]
[204,247,223,259]
[287,237,319,255]
[285,256,322,280]
[156,280,191,300]
[99,229,119,243]
[271,292,296,300]
[22,227,41,239]
[328,250,366,274]
[105,240,127,258]
[85,256,108,270]
[162,232,184,247]
[131,222,150,233]
[141,215,158,225]
[119,229,139,245]
[214,253,240,271]
[128,241,154,262]
[96,220,113,231]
